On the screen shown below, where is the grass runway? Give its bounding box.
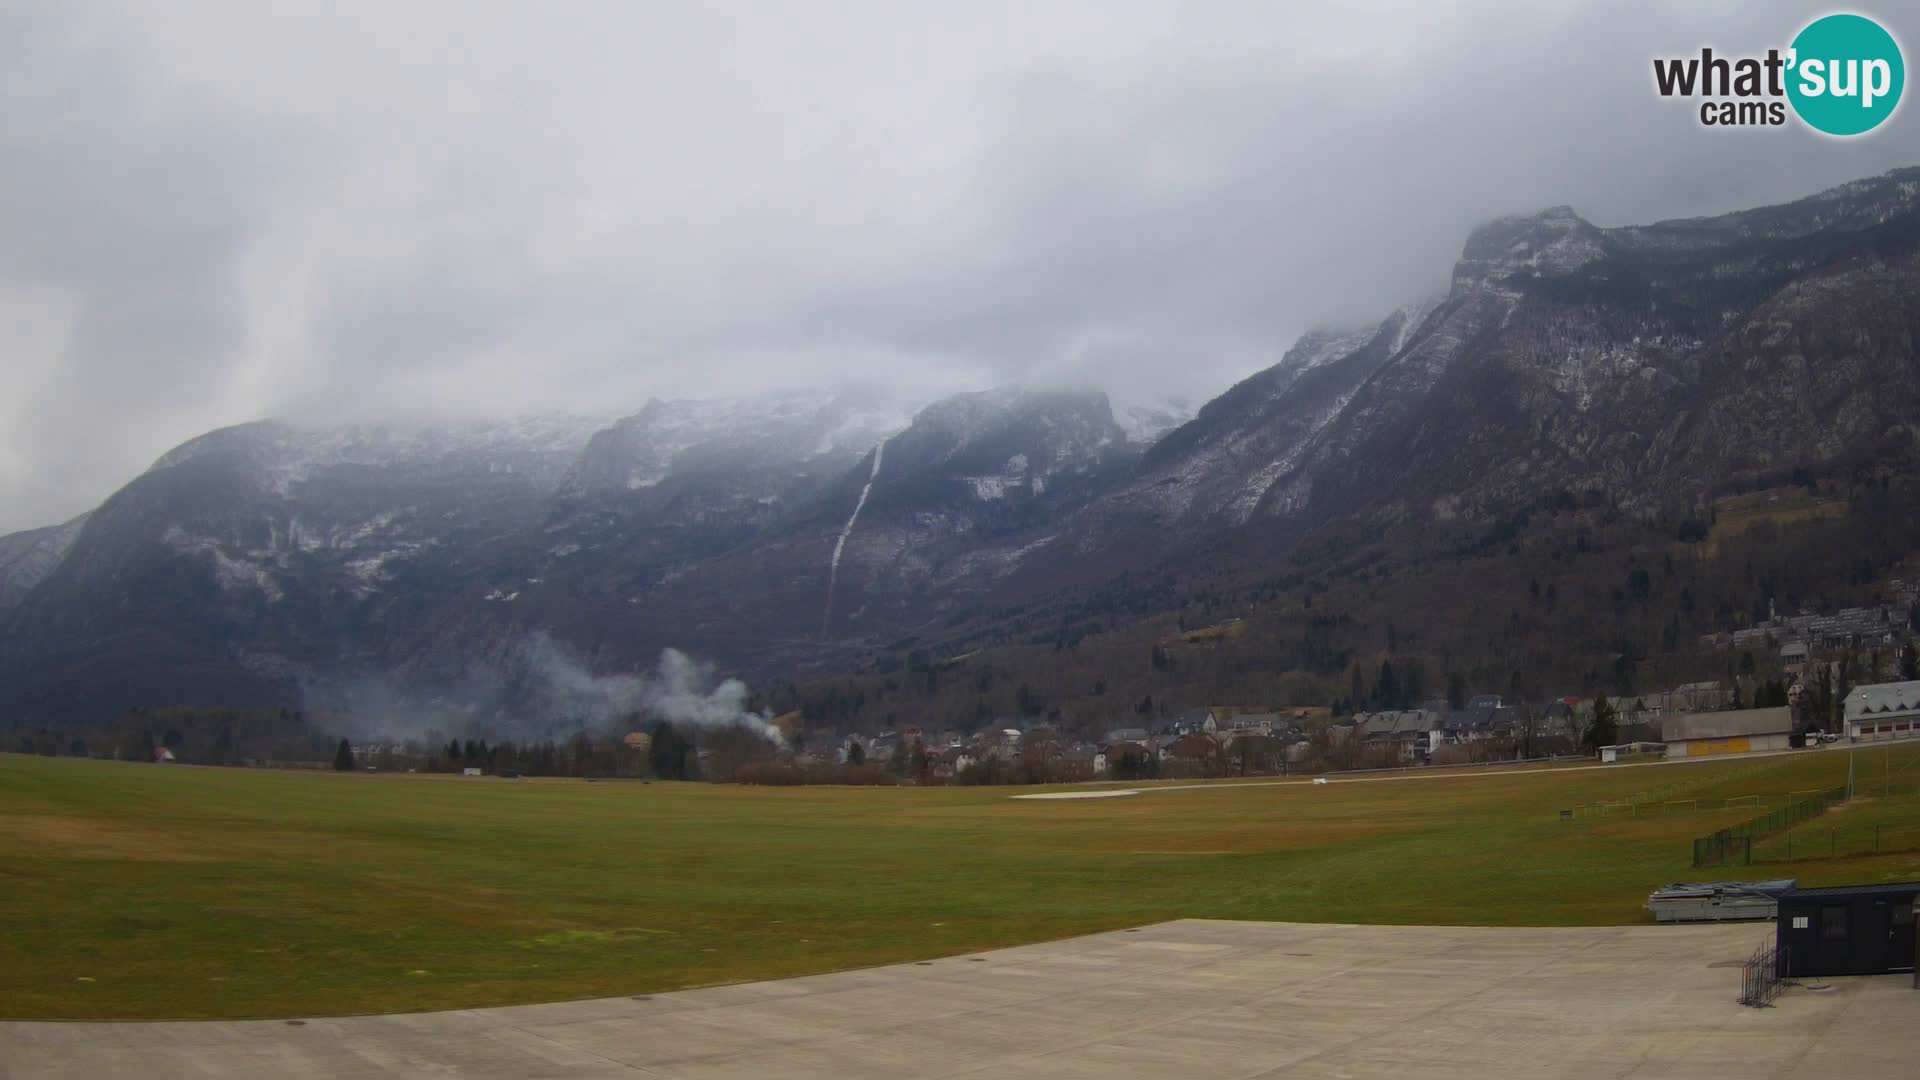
[4,746,1919,1019]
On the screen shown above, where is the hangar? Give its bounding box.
[1660,706,1794,757]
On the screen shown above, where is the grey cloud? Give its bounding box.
[0,0,1913,531]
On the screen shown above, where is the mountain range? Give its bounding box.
[4,166,1919,732]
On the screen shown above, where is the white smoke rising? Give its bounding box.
[822,439,886,636]
[520,633,783,744]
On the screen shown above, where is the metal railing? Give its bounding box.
[1739,940,1788,1007]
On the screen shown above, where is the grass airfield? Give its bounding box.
[4,747,1919,1019]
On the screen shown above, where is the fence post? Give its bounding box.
[1878,824,1882,854]
[1831,830,1836,858]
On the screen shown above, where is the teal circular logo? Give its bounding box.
[1787,14,1905,136]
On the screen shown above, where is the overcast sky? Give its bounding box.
[0,0,1913,533]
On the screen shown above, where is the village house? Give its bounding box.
[1666,681,1727,714]
[1220,712,1281,739]
[1355,710,1439,762]
[1613,695,1663,722]
[930,746,976,779]
[1772,639,1810,679]
[1171,707,1218,735]
[1062,745,1099,775]
[1166,732,1220,767]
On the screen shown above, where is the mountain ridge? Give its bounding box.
[5,166,1918,730]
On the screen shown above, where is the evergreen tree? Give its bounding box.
[1586,695,1618,753]
[1373,660,1399,711]
[332,737,354,772]
[847,739,867,766]
[1835,655,1854,729]
[648,721,692,780]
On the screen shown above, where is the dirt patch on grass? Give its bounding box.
[0,815,223,862]
[513,927,679,949]
[1082,823,1396,856]
[0,814,344,865]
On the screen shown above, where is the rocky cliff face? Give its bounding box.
[1078,167,1918,534]
[1280,168,1920,525]
[0,514,88,615]
[1122,299,1441,525]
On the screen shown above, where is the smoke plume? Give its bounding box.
[519,634,784,744]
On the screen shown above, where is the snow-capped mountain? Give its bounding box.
[809,387,1136,629]
[519,386,1145,655]
[0,513,89,615]
[1123,298,1442,524]
[5,168,1920,725]
[559,388,910,498]
[1111,395,1194,445]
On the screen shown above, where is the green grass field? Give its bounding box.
[5,747,1920,1020]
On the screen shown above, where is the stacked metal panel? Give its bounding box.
[1646,880,1796,922]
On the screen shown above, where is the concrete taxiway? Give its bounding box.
[3,919,1913,1079]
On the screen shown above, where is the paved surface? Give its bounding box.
[3,920,1915,1079]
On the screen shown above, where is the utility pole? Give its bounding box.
[1848,749,1856,800]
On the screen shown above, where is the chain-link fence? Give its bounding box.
[1691,784,1849,867]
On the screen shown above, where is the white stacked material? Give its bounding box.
[1647,880,1795,922]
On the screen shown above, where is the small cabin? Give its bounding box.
[1775,882,1919,978]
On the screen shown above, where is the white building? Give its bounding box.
[1844,681,1920,743]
